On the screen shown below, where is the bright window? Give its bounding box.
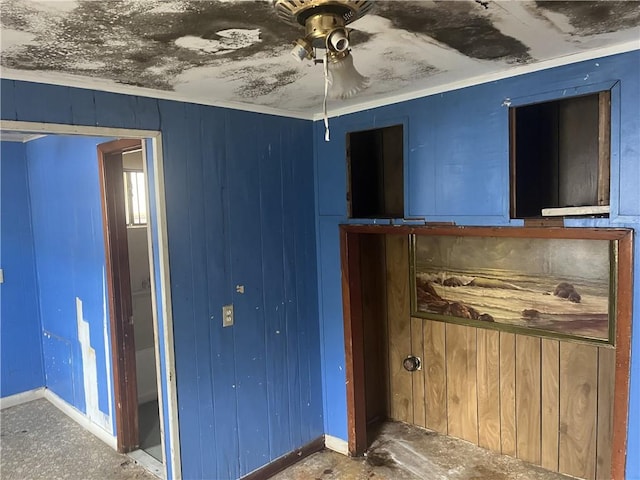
[123,170,147,226]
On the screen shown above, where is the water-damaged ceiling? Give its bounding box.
[1,0,638,118]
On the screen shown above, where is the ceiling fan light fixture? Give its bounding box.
[327,51,368,99]
[327,28,349,53]
[274,0,372,59]
[291,37,313,61]
[274,0,373,140]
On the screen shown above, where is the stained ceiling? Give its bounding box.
[1,0,638,118]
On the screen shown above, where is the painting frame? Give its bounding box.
[409,228,628,346]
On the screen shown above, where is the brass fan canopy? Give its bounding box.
[273,0,374,28]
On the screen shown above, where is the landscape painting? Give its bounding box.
[412,234,614,342]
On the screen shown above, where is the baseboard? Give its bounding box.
[44,389,117,450]
[0,387,45,410]
[324,434,349,456]
[241,436,325,480]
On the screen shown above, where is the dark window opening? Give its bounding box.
[510,91,610,218]
[347,124,404,218]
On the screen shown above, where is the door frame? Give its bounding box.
[98,138,144,452]
[1,121,181,480]
[340,223,633,479]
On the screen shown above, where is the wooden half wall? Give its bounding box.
[353,231,627,480]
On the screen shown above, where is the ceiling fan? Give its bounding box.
[273,0,373,100]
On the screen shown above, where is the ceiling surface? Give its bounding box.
[1,0,638,118]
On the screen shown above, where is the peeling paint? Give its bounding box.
[76,297,111,434]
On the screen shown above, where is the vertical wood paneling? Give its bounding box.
[198,106,240,480]
[360,235,389,424]
[94,91,138,129]
[386,235,412,423]
[411,317,426,428]
[282,127,303,449]
[382,125,404,217]
[0,79,17,120]
[516,335,541,465]
[14,82,72,124]
[68,88,97,126]
[185,104,218,476]
[559,342,598,480]
[424,320,447,434]
[446,323,478,444]
[500,332,517,456]
[225,110,273,476]
[160,101,210,479]
[477,329,501,452]
[541,339,560,472]
[596,347,615,480]
[291,120,323,442]
[133,96,162,131]
[258,115,292,459]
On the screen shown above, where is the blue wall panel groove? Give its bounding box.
[0,141,45,397]
[258,119,293,461]
[225,109,272,476]
[14,82,73,125]
[0,80,17,121]
[291,121,324,443]
[159,100,207,479]
[1,80,323,479]
[313,50,640,478]
[69,88,98,127]
[198,104,240,480]
[282,126,305,449]
[188,102,220,479]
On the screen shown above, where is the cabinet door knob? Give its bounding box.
[403,355,421,372]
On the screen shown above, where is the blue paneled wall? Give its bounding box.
[0,141,44,397]
[314,50,640,477]
[1,80,323,480]
[26,135,115,429]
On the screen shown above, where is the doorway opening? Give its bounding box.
[1,121,180,480]
[98,139,162,464]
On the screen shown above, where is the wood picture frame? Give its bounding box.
[410,231,619,345]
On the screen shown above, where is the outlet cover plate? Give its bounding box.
[222,304,234,327]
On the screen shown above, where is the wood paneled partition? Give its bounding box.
[341,225,633,480]
[393,319,615,479]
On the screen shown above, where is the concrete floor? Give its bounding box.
[0,399,156,480]
[270,422,573,480]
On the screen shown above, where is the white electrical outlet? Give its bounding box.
[222,304,234,327]
[0,269,4,284]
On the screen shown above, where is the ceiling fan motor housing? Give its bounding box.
[273,0,374,27]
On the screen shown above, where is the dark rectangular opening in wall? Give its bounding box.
[347,124,404,218]
[510,91,610,218]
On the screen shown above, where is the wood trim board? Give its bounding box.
[98,139,143,453]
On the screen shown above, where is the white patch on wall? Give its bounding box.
[174,29,261,55]
[102,272,114,429]
[76,296,112,434]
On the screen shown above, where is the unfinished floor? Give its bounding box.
[0,399,156,480]
[271,422,573,480]
[2,399,573,480]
